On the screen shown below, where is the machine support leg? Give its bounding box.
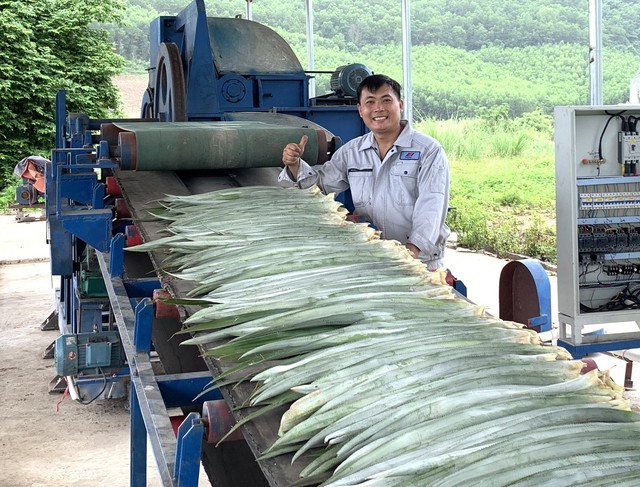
[134,298,154,354]
[92,182,106,209]
[624,360,634,389]
[174,412,204,487]
[130,382,148,487]
[110,233,126,278]
[40,309,58,331]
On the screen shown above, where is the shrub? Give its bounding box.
[522,216,557,264]
[490,131,529,157]
[425,116,556,262]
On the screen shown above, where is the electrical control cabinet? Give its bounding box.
[555,105,640,356]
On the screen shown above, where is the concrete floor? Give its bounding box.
[444,246,558,319]
[0,214,168,486]
[444,244,640,391]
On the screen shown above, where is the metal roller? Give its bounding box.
[102,121,330,171]
[202,399,244,444]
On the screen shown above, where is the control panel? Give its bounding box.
[555,105,640,355]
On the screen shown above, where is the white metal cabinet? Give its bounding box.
[555,105,640,356]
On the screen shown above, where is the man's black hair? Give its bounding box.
[356,74,402,102]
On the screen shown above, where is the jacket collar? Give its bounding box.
[358,120,411,152]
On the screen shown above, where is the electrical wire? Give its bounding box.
[577,111,640,313]
[78,368,108,406]
[56,383,70,412]
[580,283,640,312]
[599,110,627,160]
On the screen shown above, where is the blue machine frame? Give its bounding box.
[99,244,222,486]
[143,0,367,138]
[45,1,372,484]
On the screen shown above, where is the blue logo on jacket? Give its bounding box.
[400,151,420,160]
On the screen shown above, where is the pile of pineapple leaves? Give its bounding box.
[131,186,640,487]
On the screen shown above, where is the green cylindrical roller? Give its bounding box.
[111,121,328,171]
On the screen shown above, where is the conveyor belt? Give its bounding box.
[109,122,328,171]
[115,168,309,487]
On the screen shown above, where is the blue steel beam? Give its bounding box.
[559,337,640,359]
[174,412,205,487]
[96,248,228,486]
[156,372,223,409]
[96,249,178,486]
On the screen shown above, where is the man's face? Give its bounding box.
[357,84,404,136]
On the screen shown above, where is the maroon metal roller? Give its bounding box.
[202,399,244,444]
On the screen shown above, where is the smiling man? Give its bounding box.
[279,74,450,271]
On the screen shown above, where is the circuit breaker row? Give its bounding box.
[579,191,640,209]
[578,225,640,254]
[602,264,640,276]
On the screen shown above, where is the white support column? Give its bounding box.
[305,0,316,98]
[401,0,413,123]
[589,0,603,105]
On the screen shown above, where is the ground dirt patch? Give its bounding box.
[114,73,149,118]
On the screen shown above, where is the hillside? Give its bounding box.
[113,74,147,118]
[106,0,640,119]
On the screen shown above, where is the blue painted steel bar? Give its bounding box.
[156,372,223,409]
[559,338,640,358]
[92,182,105,209]
[124,278,163,298]
[130,383,148,487]
[134,298,154,354]
[180,1,220,118]
[174,413,204,487]
[453,279,468,298]
[96,250,178,486]
[110,234,126,278]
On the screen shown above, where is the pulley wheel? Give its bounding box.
[140,87,154,119]
[154,42,187,122]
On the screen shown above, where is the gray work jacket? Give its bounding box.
[278,121,450,270]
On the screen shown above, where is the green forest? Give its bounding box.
[105,0,640,118]
[98,0,640,261]
[4,0,640,260]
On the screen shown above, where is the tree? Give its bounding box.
[0,0,125,190]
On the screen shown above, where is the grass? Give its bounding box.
[416,113,557,263]
[0,178,19,210]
